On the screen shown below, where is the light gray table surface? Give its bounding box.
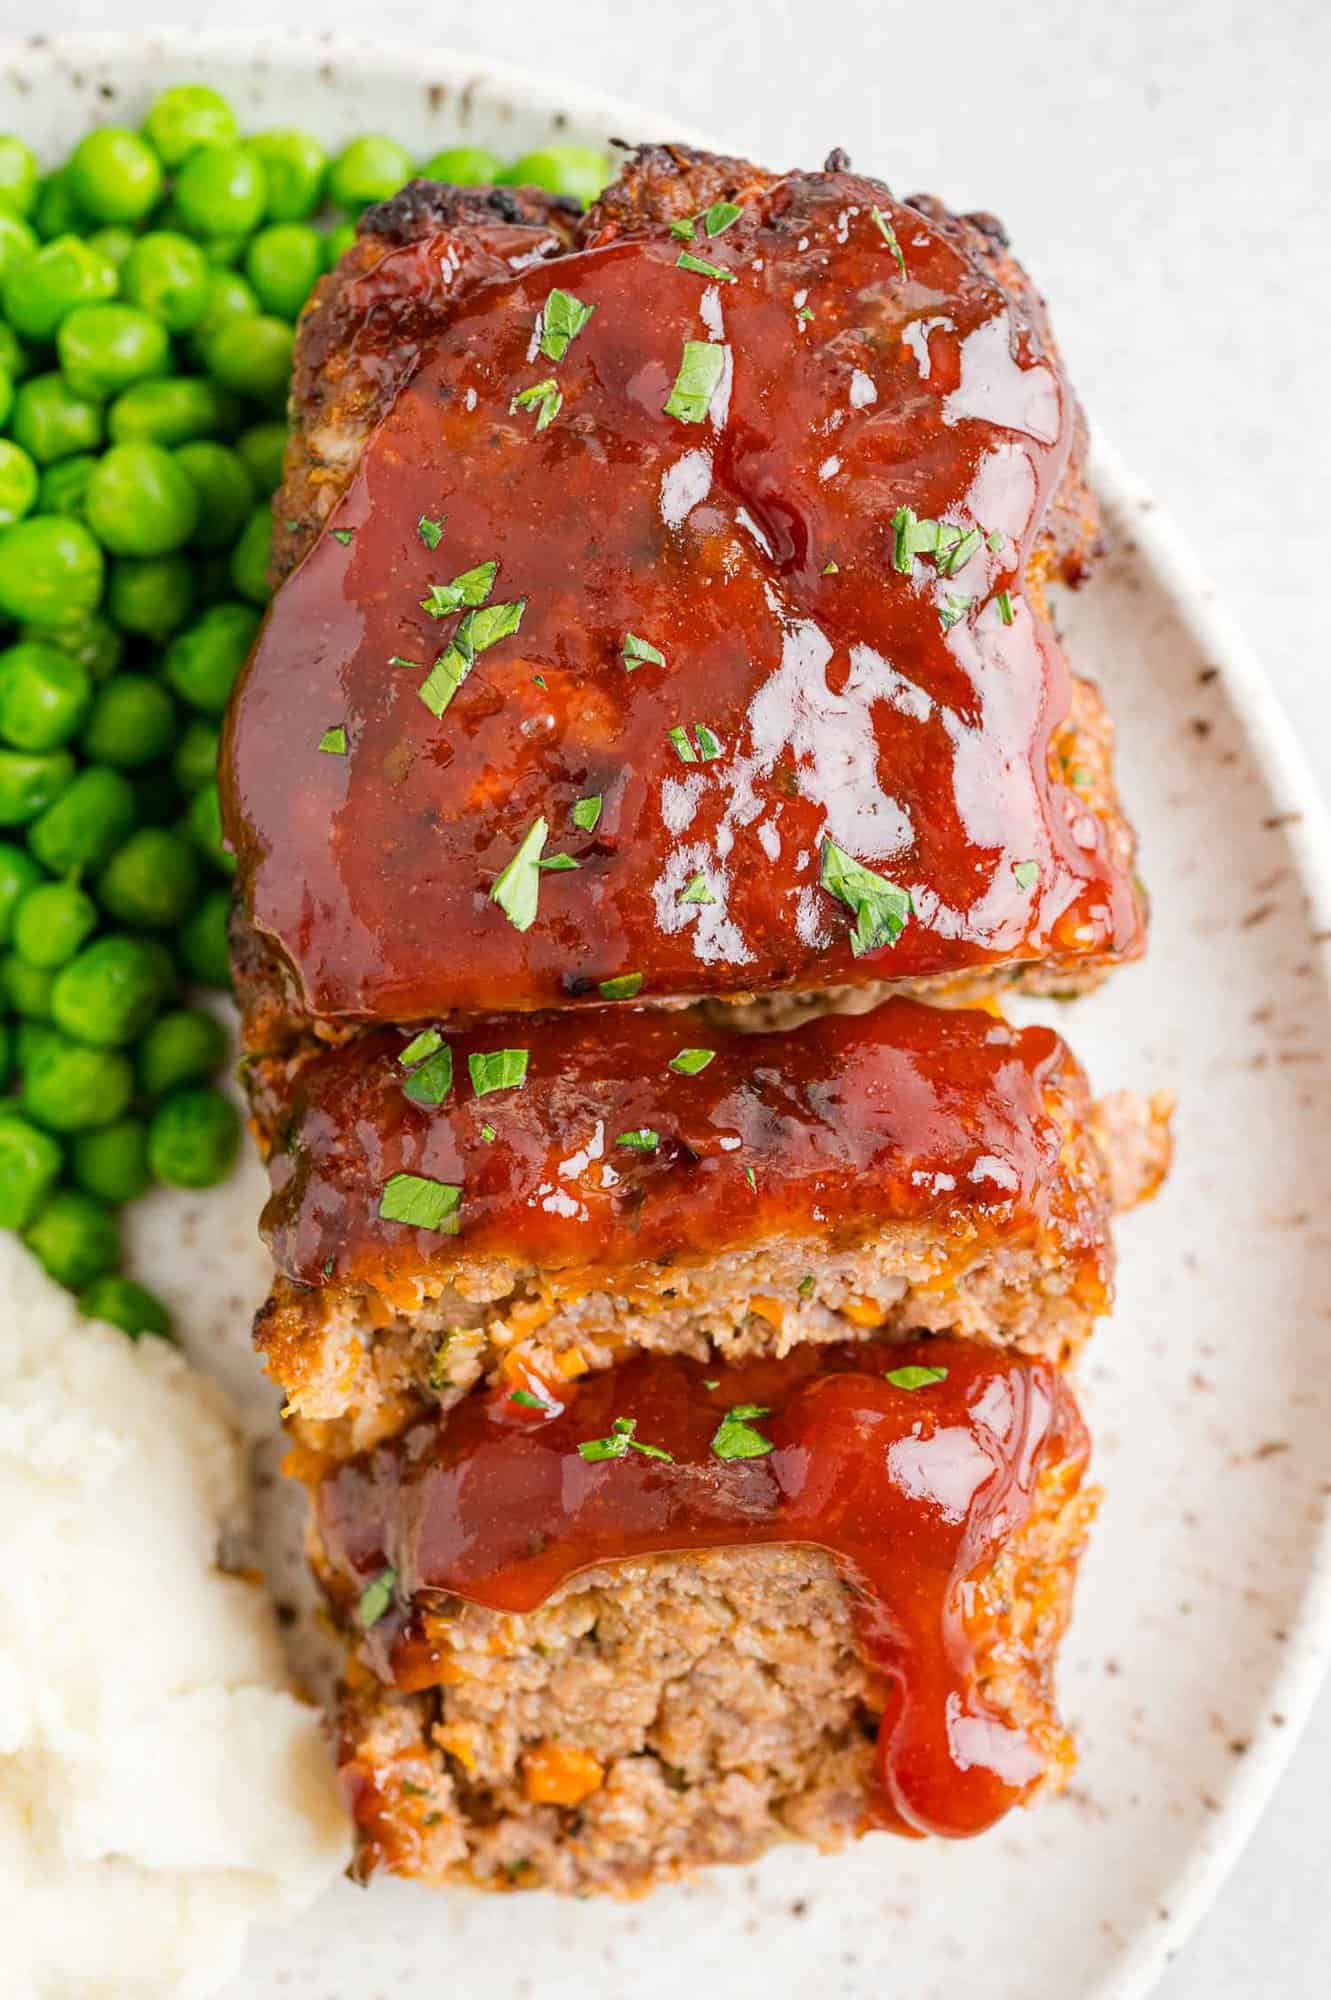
[9,3,1330,1992]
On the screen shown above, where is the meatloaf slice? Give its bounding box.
[248,997,1118,1458]
[310,1335,1094,1892]
[221,144,1145,1043]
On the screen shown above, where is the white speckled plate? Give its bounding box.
[6,32,1331,2000]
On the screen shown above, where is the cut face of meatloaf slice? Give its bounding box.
[249,997,1115,1458]
[221,144,1144,1046]
[309,1334,1095,1891]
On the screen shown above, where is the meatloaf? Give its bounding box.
[307,1334,1095,1893]
[248,997,1117,1459]
[220,144,1145,1046]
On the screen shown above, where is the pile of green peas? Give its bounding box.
[0,82,610,1340]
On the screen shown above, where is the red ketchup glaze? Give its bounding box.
[258,996,1108,1295]
[222,169,1143,1024]
[317,1335,1089,1839]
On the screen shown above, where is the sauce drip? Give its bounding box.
[256,997,1109,1298]
[317,1335,1089,1839]
[222,168,1143,1024]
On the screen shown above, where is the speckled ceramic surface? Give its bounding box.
[6,33,1331,2000]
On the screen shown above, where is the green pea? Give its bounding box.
[229,505,273,603]
[24,1186,121,1285]
[322,221,357,271]
[205,313,294,400]
[0,439,39,527]
[0,207,38,279]
[70,1115,151,1204]
[67,127,163,225]
[0,514,105,623]
[501,146,611,207]
[174,144,268,239]
[148,1083,240,1188]
[201,231,251,270]
[2,951,54,1017]
[0,840,42,942]
[327,134,414,210]
[0,1113,62,1228]
[0,747,75,824]
[183,781,234,876]
[84,442,199,557]
[169,721,217,796]
[190,266,258,345]
[179,887,231,988]
[50,933,167,1047]
[87,224,137,270]
[243,223,322,321]
[28,764,137,873]
[31,171,85,243]
[22,1026,135,1129]
[248,128,327,221]
[0,322,30,379]
[9,373,104,464]
[21,612,123,684]
[121,230,211,332]
[0,135,40,217]
[418,146,503,186]
[0,640,92,750]
[79,675,176,769]
[107,554,193,640]
[98,826,200,929]
[79,1272,173,1338]
[235,421,287,496]
[11,879,98,968]
[174,439,255,551]
[57,303,171,401]
[138,1005,228,1096]
[0,364,11,428]
[163,602,259,714]
[142,84,238,169]
[108,373,237,447]
[1,234,118,340]
[37,452,95,518]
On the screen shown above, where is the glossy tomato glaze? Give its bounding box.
[222,167,1143,1024]
[257,996,1109,1296]
[317,1334,1089,1838]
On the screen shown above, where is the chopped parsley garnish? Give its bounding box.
[704,200,742,235]
[378,1172,462,1233]
[677,249,736,283]
[418,649,469,717]
[418,515,444,549]
[884,1364,949,1391]
[1069,765,1092,789]
[702,1378,720,1390]
[356,1566,396,1627]
[420,595,528,716]
[869,205,907,277]
[795,304,814,324]
[532,673,547,689]
[1012,859,1040,891]
[420,560,499,619]
[538,287,596,362]
[508,1388,546,1410]
[469,1048,529,1096]
[510,377,562,431]
[389,655,419,671]
[571,794,603,831]
[694,724,722,760]
[480,1122,496,1143]
[710,1404,774,1460]
[578,1415,674,1464]
[665,340,726,424]
[490,816,548,932]
[937,527,983,578]
[996,589,1016,625]
[331,527,354,545]
[317,725,346,754]
[938,594,973,633]
[744,1165,757,1191]
[822,560,839,574]
[669,1047,715,1075]
[679,873,715,906]
[667,725,697,764]
[820,838,912,955]
[616,1128,660,1152]
[623,632,665,671]
[798,1274,815,1299]
[399,1027,443,1066]
[600,972,643,1000]
[402,1048,454,1106]
[669,216,695,240]
[892,511,987,580]
[668,724,722,764]
[537,852,579,872]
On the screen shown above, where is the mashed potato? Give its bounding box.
[0,1234,349,1999]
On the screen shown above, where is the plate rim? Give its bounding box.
[7,30,1331,1998]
